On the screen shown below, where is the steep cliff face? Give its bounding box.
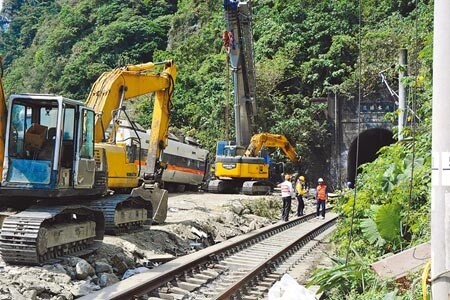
[0,0,176,99]
[0,0,433,177]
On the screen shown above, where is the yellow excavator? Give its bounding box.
[209,133,300,194]
[86,60,176,226]
[0,59,176,264]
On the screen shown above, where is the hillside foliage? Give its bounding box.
[0,0,433,298]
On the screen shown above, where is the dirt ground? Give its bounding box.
[99,191,277,263]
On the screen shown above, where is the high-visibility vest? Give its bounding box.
[316,184,327,201]
[296,181,306,195]
[280,181,293,197]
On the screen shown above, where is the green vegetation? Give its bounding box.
[242,197,283,221]
[306,2,433,298]
[0,0,433,298]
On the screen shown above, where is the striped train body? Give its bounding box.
[113,120,209,191]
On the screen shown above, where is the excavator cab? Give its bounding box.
[1,94,106,198]
[209,134,300,195]
[209,140,269,194]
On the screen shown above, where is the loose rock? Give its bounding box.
[75,259,95,280]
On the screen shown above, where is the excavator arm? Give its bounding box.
[223,0,256,146]
[244,133,301,162]
[85,60,176,179]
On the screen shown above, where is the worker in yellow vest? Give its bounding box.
[295,175,307,216]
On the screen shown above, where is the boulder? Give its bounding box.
[22,290,38,300]
[99,273,119,288]
[230,200,246,215]
[95,262,113,274]
[75,259,95,280]
[8,286,26,300]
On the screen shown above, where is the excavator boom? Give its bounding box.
[85,60,177,226]
[245,133,300,163]
[87,60,176,177]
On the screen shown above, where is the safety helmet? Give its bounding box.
[284,174,291,180]
[318,178,324,183]
[299,176,305,181]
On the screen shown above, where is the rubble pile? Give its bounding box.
[0,198,276,299]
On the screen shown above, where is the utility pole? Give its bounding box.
[398,49,407,141]
[431,1,450,298]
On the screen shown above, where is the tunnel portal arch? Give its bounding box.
[347,128,394,184]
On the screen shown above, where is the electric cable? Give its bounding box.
[225,51,230,140]
[406,0,419,218]
[346,0,362,264]
[422,261,431,300]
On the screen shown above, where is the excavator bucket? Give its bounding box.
[130,185,168,224]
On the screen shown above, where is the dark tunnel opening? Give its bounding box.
[347,128,395,184]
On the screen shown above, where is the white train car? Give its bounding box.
[113,120,209,192]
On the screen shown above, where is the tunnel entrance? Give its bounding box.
[347,128,394,184]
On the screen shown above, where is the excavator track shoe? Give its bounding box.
[89,194,152,234]
[242,181,273,195]
[0,205,104,265]
[208,179,242,194]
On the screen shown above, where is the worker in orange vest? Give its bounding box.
[315,178,328,219]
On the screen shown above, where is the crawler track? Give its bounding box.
[88,194,152,234]
[0,193,155,265]
[81,209,336,300]
[0,205,104,265]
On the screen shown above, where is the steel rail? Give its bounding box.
[213,216,337,299]
[80,208,334,300]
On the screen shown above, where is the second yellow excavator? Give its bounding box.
[208,133,300,194]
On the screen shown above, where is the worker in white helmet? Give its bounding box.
[315,178,328,219]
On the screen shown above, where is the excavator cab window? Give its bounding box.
[73,108,96,189]
[80,110,94,159]
[8,104,28,157]
[223,145,246,157]
[37,105,58,161]
[59,107,75,168]
[40,106,58,128]
[6,98,60,184]
[8,101,59,161]
[62,108,75,141]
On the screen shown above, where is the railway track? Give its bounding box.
[81,210,337,300]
